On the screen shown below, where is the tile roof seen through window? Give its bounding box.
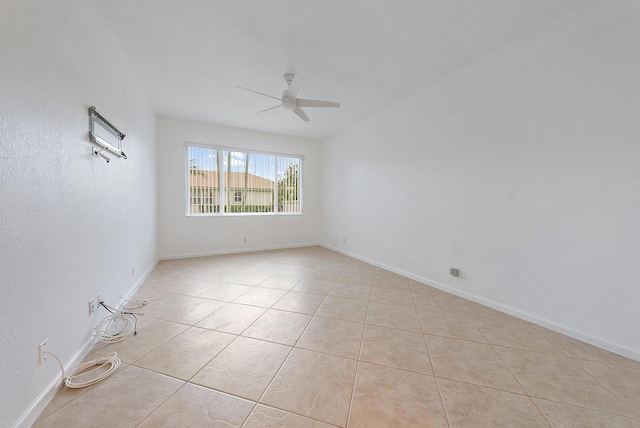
[189,170,274,189]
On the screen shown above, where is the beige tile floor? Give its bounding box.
[35,246,640,427]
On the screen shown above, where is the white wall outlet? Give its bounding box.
[97,292,103,304]
[88,298,96,315]
[343,238,347,245]
[38,339,48,365]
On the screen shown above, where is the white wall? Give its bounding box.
[321,0,640,358]
[0,1,157,426]
[156,116,321,259]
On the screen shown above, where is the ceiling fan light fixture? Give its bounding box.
[282,99,296,111]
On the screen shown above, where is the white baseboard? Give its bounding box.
[120,257,159,305]
[320,243,640,362]
[159,242,320,261]
[13,335,96,428]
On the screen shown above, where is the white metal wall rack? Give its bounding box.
[88,106,127,163]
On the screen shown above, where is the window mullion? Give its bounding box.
[274,157,279,214]
[218,150,224,215]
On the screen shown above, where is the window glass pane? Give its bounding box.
[188,146,219,214]
[247,153,275,213]
[277,156,300,213]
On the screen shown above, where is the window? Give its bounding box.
[186,143,303,216]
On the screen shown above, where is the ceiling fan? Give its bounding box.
[237,73,340,122]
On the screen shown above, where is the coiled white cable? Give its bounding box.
[44,351,121,389]
[123,295,149,310]
[95,313,136,343]
[64,352,121,388]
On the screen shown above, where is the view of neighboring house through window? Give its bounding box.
[186,144,302,215]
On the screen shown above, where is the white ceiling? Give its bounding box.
[98,0,588,140]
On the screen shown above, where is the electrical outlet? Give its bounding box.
[343,238,347,245]
[38,339,48,365]
[89,298,96,315]
[97,292,103,304]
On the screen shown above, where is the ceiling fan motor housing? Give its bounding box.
[282,91,296,110]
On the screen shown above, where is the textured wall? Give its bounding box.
[156,116,321,259]
[0,1,157,426]
[320,0,640,358]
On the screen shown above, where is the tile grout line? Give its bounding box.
[132,380,190,428]
[575,362,640,419]
[467,314,553,425]
[413,285,451,428]
[344,273,371,428]
[433,377,452,428]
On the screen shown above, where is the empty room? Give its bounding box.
[2,0,640,427]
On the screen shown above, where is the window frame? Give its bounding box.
[184,142,304,217]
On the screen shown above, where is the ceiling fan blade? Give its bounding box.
[236,86,282,102]
[287,74,303,99]
[296,98,340,108]
[293,107,310,122]
[257,104,283,114]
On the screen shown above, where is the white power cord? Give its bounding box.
[95,300,144,343]
[64,352,121,388]
[122,295,149,310]
[43,351,121,389]
[95,312,136,343]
